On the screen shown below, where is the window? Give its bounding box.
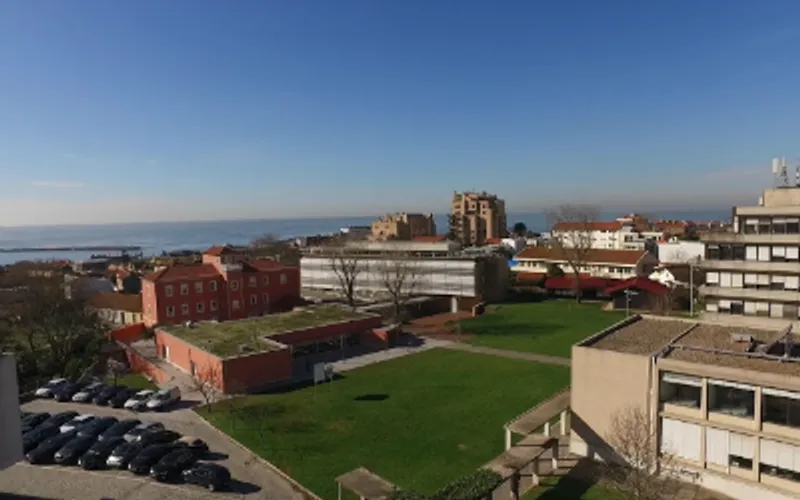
[773,218,788,234]
[788,219,800,234]
[165,285,174,297]
[760,439,800,482]
[263,275,270,286]
[732,245,745,260]
[743,219,758,234]
[763,388,800,429]
[660,418,701,462]
[263,293,270,304]
[758,218,771,235]
[209,281,217,292]
[660,373,702,409]
[230,280,239,291]
[249,295,257,305]
[195,281,203,293]
[166,305,175,317]
[248,276,256,288]
[708,380,755,419]
[706,272,719,285]
[196,302,205,313]
[210,300,218,311]
[181,303,189,315]
[280,273,287,285]
[232,300,240,310]
[180,283,189,296]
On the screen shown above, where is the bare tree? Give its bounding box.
[600,406,679,500]
[107,358,128,386]
[546,204,600,302]
[191,363,222,409]
[376,255,420,325]
[328,251,362,309]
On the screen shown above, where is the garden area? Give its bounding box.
[199,348,570,499]
[455,300,626,358]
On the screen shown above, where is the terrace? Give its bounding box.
[161,304,374,357]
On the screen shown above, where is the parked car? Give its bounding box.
[40,411,79,430]
[123,422,164,442]
[128,444,176,475]
[71,382,106,403]
[136,429,181,447]
[76,416,118,439]
[22,425,60,453]
[34,378,69,398]
[145,387,181,411]
[149,448,197,482]
[98,418,140,441]
[59,414,95,433]
[21,411,33,420]
[21,412,51,434]
[79,436,125,470]
[54,381,88,402]
[108,387,138,408]
[124,389,156,410]
[54,435,96,465]
[26,431,77,464]
[183,463,231,492]
[92,385,126,405]
[176,436,209,455]
[106,441,144,469]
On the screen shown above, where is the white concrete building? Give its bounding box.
[658,241,706,264]
[551,221,663,251]
[0,354,22,470]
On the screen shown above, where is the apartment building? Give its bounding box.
[512,247,658,281]
[370,213,436,241]
[572,315,800,500]
[142,245,300,326]
[699,187,800,328]
[451,191,507,245]
[551,220,663,251]
[0,354,22,470]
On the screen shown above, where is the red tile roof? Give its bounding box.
[552,221,622,232]
[604,277,670,297]
[411,235,448,242]
[144,263,221,283]
[203,245,238,256]
[544,276,619,291]
[515,246,647,266]
[88,292,143,313]
[516,272,547,282]
[243,259,287,272]
[655,220,689,229]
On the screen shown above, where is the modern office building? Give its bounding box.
[451,191,507,246]
[699,186,800,328]
[0,353,22,470]
[571,315,800,500]
[370,213,436,241]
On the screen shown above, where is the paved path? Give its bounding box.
[332,337,454,373]
[441,342,571,366]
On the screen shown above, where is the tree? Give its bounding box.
[191,363,222,409]
[328,251,362,309]
[600,406,680,500]
[106,358,128,386]
[376,255,420,325]
[512,221,528,237]
[546,204,600,303]
[546,263,565,278]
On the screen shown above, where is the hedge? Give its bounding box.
[388,470,503,500]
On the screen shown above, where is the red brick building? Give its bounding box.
[141,245,300,326]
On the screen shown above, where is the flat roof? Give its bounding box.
[663,348,800,377]
[585,318,692,355]
[161,305,374,358]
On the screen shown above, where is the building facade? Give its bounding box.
[512,247,658,281]
[551,220,663,251]
[88,292,143,325]
[141,245,300,327]
[572,316,800,500]
[370,213,436,241]
[0,354,22,470]
[699,187,800,328]
[451,191,507,246]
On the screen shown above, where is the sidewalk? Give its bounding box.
[332,337,454,373]
[441,342,571,367]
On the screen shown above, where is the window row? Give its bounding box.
[163,274,288,297]
[706,272,800,290]
[740,217,800,235]
[705,299,800,320]
[164,294,270,317]
[706,244,800,262]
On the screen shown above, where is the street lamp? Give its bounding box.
[624,289,639,317]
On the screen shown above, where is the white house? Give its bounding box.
[658,241,705,264]
[512,247,659,281]
[551,221,664,251]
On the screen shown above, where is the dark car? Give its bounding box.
[40,411,79,429]
[136,429,180,447]
[54,382,88,402]
[26,431,77,464]
[21,412,51,434]
[76,416,118,439]
[98,418,140,441]
[176,436,209,455]
[149,448,198,482]
[128,444,176,475]
[79,436,125,470]
[106,441,145,469]
[108,388,138,408]
[54,435,96,465]
[92,385,126,405]
[123,422,165,442]
[22,425,60,453]
[183,463,231,492]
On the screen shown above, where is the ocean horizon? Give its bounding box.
[0,209,730,266]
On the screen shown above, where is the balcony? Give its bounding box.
[701,232,800,245]
[699,285,800,303]
[699,260,800,273]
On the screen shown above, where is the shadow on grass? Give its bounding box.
[259,373,347,395]
[534,459,604,500]
[353,394,389,402]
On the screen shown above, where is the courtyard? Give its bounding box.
[199,348,570,499]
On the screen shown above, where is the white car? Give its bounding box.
[71,381,106,403]
[123,389,155,410]
[145,387,181,411]
[60,414,95,433]
[34,378,69,398]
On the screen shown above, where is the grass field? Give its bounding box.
[199,348,570,499]
[112,373,157,390]
[522,476,622,499]
[457,300,626,357]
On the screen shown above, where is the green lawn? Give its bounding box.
[111,373,157,390]
[199,348,570,499]
[457,300,626,357]
[522,477,622,500]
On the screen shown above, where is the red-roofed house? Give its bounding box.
[604,277,672,312]
[551,219,662,251]
[141,245,300,326]
[514,246,659,281]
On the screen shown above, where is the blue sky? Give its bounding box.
[1,1,800,225]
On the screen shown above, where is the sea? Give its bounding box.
[0,209,730,266]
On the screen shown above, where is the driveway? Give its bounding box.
[0,399,308,500]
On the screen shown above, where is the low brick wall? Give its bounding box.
[121,342,171,384]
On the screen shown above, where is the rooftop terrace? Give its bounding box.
[586,317,692,355]
[161,305,374,358]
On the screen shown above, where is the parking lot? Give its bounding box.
[0,397,308,500]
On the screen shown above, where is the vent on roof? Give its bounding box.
[731,333,754,344]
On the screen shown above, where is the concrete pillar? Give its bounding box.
[505,429,512,451]
[337,483,342,500]
[551,440,559,471]
[559,410,569,436]
[543,421,550,437]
